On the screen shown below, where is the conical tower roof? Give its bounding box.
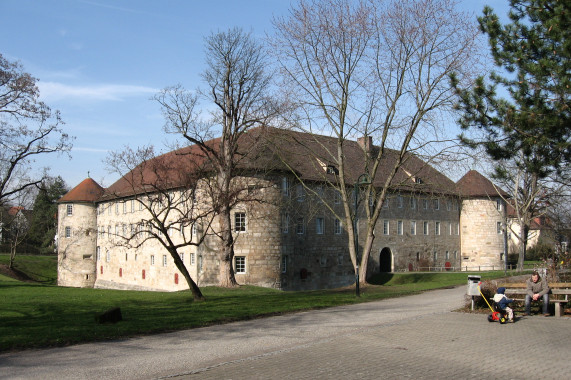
[58,177,105,203]
[456,170,507,198]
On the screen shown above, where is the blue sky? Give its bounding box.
[0,0,509,189]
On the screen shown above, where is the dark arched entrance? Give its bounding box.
[379,247,392,272]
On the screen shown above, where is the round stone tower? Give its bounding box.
[57,177,105,288]
[457,170,507,270]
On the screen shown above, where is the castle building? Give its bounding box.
[57,128,507,291]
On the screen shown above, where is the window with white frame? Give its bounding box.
[433,251,438,262]
[334,218,342,235]
[108,204,112,215]
[316,217,324,235]
[180,252,184,263]
[447,200,452,211]
[234,212,246,232]
[130,199,134,213]
[383,198,389,208]
[445,251,450,260]
[66,204,73,216]
[334,190,341,204]
[435,221,441,235]
[282,177,290,196]
[163,255,167,267]
[397,195,403,208]
[423,199,429,209]
[151,255,155,265]
[235,256,246,273]
[296,184,304,202]
[433,199,439,210]
[496,199,502,211]
[497,221,503,234]
[296,217,305,234]
[423,221,429,235]
[383,220,389,235]
[281,255,287,273]
[96,246,100,261]
[456,222,460,235]
[316,185,324,200]
[320,256,327,266]
[397,220,403,235]
[191,253,195,265]
[282,213,289,234]
[65,226,71,238]
[410,221,416,235]
[410,197,416,209]
[106,249,111,262]
[123,202,127,214]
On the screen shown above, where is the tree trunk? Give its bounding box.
[517,224,529,272]
[9,245,16,269]
[218,208,238,288]
[169,248,204,301]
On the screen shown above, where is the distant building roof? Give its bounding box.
[58,177,105,203]
[456,170,508,198]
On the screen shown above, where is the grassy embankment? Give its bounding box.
[0,254,516,352]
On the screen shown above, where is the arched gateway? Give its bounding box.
[379,247,392,272]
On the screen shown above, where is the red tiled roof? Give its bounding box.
[456,170,508,198]
[100,126,458,201]
[58,177,105,203]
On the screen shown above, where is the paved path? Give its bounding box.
[1,286,570,379]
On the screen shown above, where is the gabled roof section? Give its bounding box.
[456,170,507,198]
[58,178,105,203]
[99,126,460,201]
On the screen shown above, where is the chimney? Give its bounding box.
[357,136,373,152]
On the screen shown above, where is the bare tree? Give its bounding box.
[271,0,479,286]
[105,145,217,300]
[1,187,34,268]
[489,152,569,271]
[0,53,73,206]
[155,28,278,287]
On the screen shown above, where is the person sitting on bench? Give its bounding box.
[525,271,550,316]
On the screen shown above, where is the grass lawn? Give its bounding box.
[0,254,518,352]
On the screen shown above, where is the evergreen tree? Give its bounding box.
[27,176,68,253]
[452,0,570,178]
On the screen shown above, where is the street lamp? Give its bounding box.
[354,172,372,297]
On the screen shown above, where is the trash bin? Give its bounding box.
[467,275,481,296]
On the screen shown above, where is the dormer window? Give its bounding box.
[326,165,339,175]
[414,177,423,184]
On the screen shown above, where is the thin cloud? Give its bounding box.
[38,82,158,102]
[78,0,157,16]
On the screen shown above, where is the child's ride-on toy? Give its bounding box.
[478,282,508,324]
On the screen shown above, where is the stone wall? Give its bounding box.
[460,198,505,269]
[368,194,462,274]
[57,202,97,288]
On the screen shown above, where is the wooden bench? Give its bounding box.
[499,282,571,318]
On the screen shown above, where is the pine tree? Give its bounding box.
[453,0,570,177]
[27,177,68,253]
